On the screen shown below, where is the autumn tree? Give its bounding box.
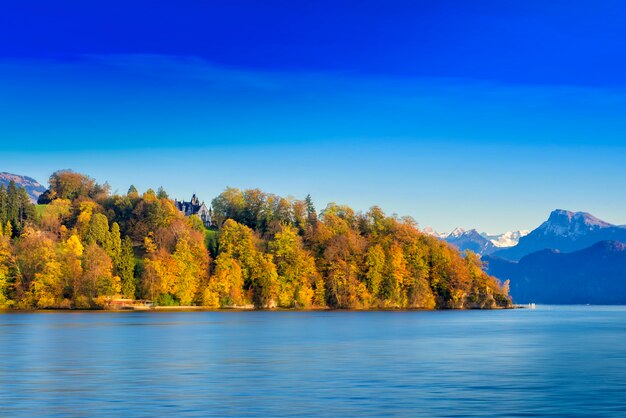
[4,221,12,239]
[29,255,63,308]
[218,219,278,308]
[322,232,368,309]
[218,219,258,273]
[365,244,385,300]
[211,187,245,226]
[171,238,200,305]
[268,224,316,308]
[78,243,120,308]
[59,235,84,305]
[203,253,244,308]
[40,199,72,235]
[380,243,408,307]
[141,236,177,303]
[12,228,59,306]
[250,253,278,308]
[47,170,109,201]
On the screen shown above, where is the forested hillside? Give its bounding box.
[0,170,511,310]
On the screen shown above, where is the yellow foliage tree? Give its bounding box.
[203,253,244,307]
[76,201,98,236]
[78,243,120,308]
[142,248,177,303]
[40,198,72,235]
[61,235,84,305]
[30,259,64,308]
[250,253,278,309]
[269,225,317,308]
[171,238,199,306]
[365,244,385,300]
[0,235,12,307]
[4,221,12,239]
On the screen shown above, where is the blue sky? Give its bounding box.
[1,1,626,232]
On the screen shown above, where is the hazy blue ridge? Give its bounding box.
[492,209,626,261]
[0,172,46,203]
[485,241,626,304]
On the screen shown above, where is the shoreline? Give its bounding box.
[0,305,519,313]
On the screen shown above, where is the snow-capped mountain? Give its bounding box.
[445,229,497,255]
[536,209,611,237]
[491,209,626,261]
[422,226,527,255]
[481,230,529,248]
[421,226,448,239]
[423,209,626,305]
[448,227,467,238]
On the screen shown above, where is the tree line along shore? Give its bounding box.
[0,170,511,310]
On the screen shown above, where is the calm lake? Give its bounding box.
[1,306,626,417]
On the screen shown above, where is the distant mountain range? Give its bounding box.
[491,209,626,261]
[421,226,448,240]
[482,230,530,248]
[423,226,529,255]
[445,228,497,255]
[484,209,626,304]
[485,241,626,304]
[426,209,626,305]
[0,172,46,203]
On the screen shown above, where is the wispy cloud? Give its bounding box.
[1,53,626,151]
[4,53,626,99]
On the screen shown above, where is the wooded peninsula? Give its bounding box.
[0,170,511,310]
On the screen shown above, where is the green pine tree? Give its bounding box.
[117,237,136,298]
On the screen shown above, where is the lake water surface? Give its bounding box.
[1,306,626,416]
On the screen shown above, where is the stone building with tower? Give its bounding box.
[174,194,212,227]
